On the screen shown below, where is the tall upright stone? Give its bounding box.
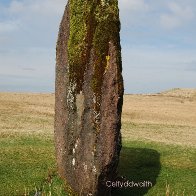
[54,0,124,195]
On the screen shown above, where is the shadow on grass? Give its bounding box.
[112,147,161,196]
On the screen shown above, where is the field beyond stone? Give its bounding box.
[0,89,196,195]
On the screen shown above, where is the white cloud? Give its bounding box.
[119,0,151,28]
[8,0,66,16]
[0,0,66,34]
[119,0,149,12]
[0,21,19,33]
[0,0,67,47]
[0,0,65,91]
[160,2,194,30]
[9,1,24,13]
[122,46,196,93]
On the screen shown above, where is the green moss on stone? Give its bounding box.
[91,0,120,97]
[68,0,121,108]
[68,0,87,90]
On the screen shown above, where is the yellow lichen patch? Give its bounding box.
[105,55,110,73]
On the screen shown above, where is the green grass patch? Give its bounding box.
[113,141,196,196]
[0,134,59,195]
[0,134,195,195]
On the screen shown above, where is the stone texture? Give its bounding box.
[54,0,124,195]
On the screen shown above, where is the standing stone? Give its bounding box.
[54,0,123,195]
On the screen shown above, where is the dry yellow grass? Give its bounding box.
[122,88,196,147]
[0,92,54,137]
[0,88,196,147]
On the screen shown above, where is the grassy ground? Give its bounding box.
[0,89,196,195]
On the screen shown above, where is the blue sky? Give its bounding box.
[0,0,196,93]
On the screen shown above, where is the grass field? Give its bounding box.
[0,88,196,195]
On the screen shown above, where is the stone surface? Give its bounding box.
[54,0,124,195]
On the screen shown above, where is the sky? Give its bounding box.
[0,0,196,94]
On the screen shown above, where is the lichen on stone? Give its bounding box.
[67,81,77,110]
[92,165,97,173]
[72,158,76,166]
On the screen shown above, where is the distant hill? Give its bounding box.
[159,88,196,99]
